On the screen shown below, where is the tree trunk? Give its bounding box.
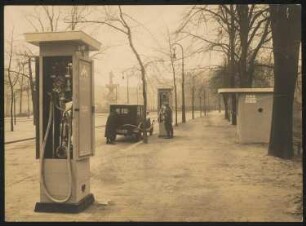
[126,27,148,143]
[13,92,16,125]
[6,94,11,117]
[218,94,221,113]
[203,89,206,116]
[27,84,30,118]
[181,55,186,123]
[237,5,249,88]
[223,95,230,120]
[29,57,37,125]
[268,4,301,159]
[117,6,148,143]
[192,78,195,119]
[207,89,210,114]
[229,5,237,125]
[10,90,14,131]
[199,96,202,117]
[19,75,24,115]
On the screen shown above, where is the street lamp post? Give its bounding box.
[122,72,129,104]
[172,43,186,123]
[115,84,119,103]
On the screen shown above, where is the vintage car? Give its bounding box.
[109,104,154,141]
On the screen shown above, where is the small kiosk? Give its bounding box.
[157,87,173,137]
[25,31,100,213]
[218,88,274,143]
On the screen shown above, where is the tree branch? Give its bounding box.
[66,20,128,34]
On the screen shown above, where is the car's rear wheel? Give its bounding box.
[134,132,142,142]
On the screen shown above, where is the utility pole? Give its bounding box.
[127,74,129,104]
[122,72,130,104]
[115,84,118,103]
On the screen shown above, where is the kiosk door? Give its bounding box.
[73,55,95,159]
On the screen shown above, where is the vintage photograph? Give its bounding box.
[3,4,302,222]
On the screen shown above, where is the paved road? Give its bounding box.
[4,111,202,144]
[4,111,302,222]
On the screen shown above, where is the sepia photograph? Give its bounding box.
[3,2,303,222]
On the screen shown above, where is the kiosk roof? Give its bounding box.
[24,31,101,51]
[218,88,274,94]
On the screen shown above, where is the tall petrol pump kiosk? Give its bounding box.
[24,31,101,213]
[157,88,173,137]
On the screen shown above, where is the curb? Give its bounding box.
[5,125,106,145]
[5,137,35,145]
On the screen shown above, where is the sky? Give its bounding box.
[4,5,222,87]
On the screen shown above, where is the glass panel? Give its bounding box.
[115,108,120,114]
[121,108,129,114]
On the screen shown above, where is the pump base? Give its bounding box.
[34,193,95,213]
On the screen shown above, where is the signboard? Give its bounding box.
[245,94,257,103]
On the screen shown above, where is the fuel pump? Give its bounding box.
[157,88,173,137]
[40,62,73,203]
[25,31,101,213]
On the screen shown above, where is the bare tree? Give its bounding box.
[236,5,271,87]
[268,4,301,159]
[12,49,38,125]
[176,5,238,123]
[16,60,27,115]
[177,5,272,124]
[5,29,20,131]
[64,6,90,31]
[67,6,150,143]
[26,6,62,32]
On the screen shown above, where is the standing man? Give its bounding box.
[105,109,118,144]
[164,104,173,139]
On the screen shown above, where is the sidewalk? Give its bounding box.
[4,111,303,222]
[3,111,200,144]
[3,113,108,144]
